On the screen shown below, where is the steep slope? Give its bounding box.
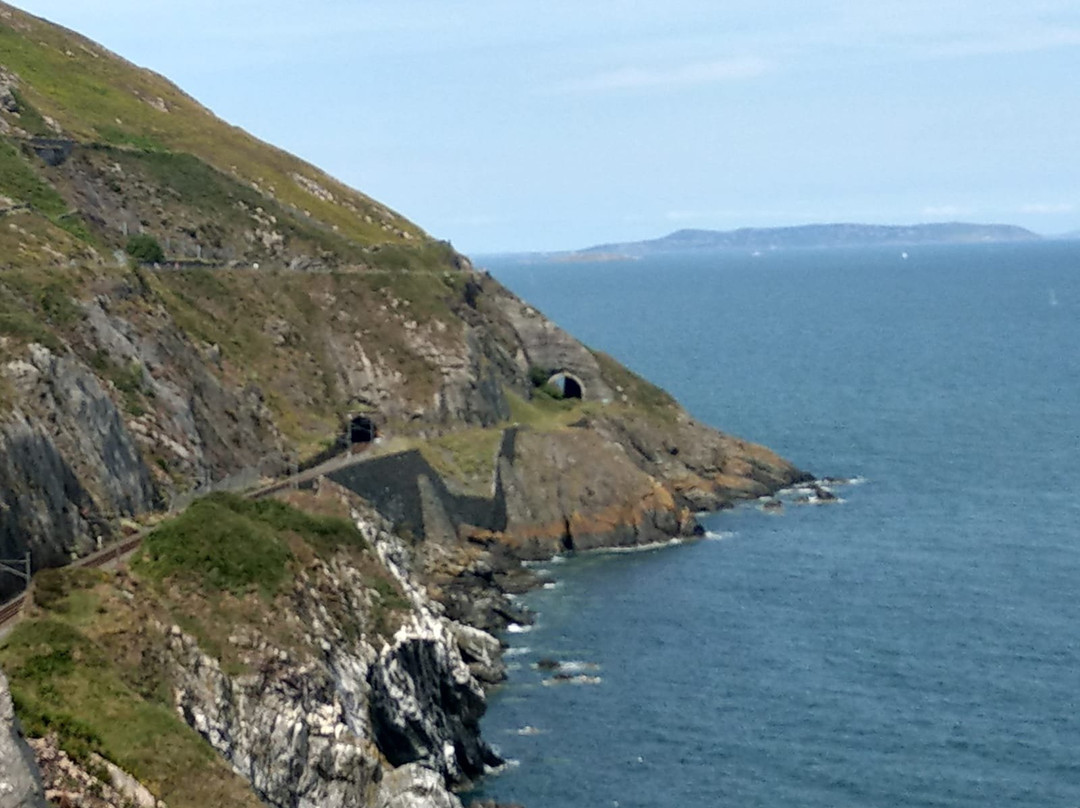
[0,6,812,806]
[0,490,506,808]
[0,1,807,601]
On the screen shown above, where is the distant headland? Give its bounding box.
[487,222,1043,263]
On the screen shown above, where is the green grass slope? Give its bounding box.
[0,1,420,247]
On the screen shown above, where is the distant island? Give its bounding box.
[520,222,1041,262]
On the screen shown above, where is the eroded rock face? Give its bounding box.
[28,736,164,808]
[0,341,162,597]
[166,509,500,808]
[0,668,47,808]
[498,427,689,555]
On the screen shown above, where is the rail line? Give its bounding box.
[0,446,371,634]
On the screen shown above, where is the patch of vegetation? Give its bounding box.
[0,306,59,349]
[32,567,107,615]
[0,616,262,807]
[235,496,368,557]
[527,365,552,388]
[7,89,53,136]
[136,493,370,596]
[0,285,63,350]
[126,233,165,264]
[136,493,294,596]
[505,388,581,430]
[0,136,68,216]
[88,350,149,415]
[593,349,678,420]
[420,427,503,492]
[95,124,167,152]
[38,280,80,326]
[366,240,458,273]
[0,138,93,243]
[367,575,411,638]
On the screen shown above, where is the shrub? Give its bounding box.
[528,365,552,388]
[136,493,367,596]
[538,381,565,400]
[137,493,293,596]
[125,233,164,264]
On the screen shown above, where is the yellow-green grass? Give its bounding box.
[0,4,421,246]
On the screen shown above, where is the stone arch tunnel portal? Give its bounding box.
[548,372,584,400]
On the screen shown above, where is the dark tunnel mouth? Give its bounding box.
[349,415,378,444]
[548,372,584,400]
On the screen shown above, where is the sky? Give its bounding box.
[11,1,1080,253]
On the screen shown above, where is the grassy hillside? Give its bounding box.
[0,492,411,807]
[0,1,420,247]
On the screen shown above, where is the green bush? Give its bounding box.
[136,493,367,596]
[125,233,165,264]
[538,381,565,400]
[528,365,552,388]
[137,494,293,596]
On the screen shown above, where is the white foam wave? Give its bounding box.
[558,660,600,673]
[542,581,560,590]
[484,758,520,774]
[704,530,734,541]
[542,674,603,686]
[503,646,531,657]
[506,623,533,634]
[512,725,546,736]
[591,537,684,555]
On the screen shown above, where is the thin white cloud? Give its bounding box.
[924,26,1080,58]
[558,56,772,93]
[1018,202,1075,215]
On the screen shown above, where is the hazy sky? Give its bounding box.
[12,1,1080,253]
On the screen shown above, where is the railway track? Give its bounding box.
[0,531,147,633]
[0,446,371,634]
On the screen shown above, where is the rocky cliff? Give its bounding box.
[0,4,813,806]
[0,489,513,808]
[0,668,46,808]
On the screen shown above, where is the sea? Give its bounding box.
[466,241,1080,808]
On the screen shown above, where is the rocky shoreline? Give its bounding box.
[0,465,812,808]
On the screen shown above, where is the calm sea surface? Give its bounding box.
[467,242,1080,807]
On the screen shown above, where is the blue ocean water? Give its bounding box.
[468,242,1080,807]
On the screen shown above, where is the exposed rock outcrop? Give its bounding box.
[28,736,164,808]
[165,505,500,808]
[0,669,46,808]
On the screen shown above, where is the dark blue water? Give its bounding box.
[468,242,1080,807]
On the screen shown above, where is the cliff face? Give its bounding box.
[0,1,809,599]
[0,5,813,806]
[0,489,507,808]
[0,669,46,808]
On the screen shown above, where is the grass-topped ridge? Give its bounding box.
[0,489,415,806]
[135,492,366,596]
[0,2,423,246]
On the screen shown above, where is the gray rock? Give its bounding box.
[0,668,47,808]
[375,764,461,808]
[0,70,18,114]
[166,513,497,808]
